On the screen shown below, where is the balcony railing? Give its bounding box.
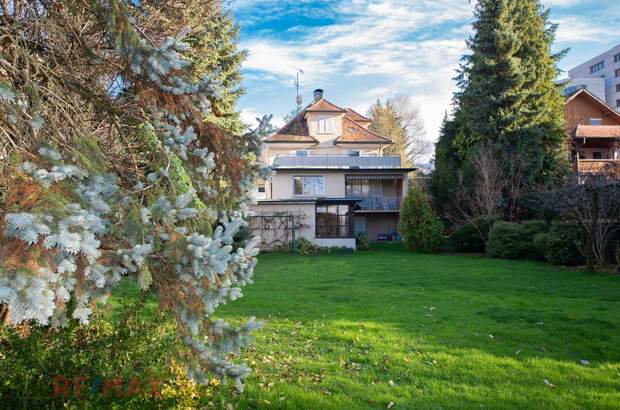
[272,154,402,169]
[575,159,620,176]
[354,196,402,211]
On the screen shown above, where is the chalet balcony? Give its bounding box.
[272,154,402,169]
[575,159,620,177]
[354,196,402,211]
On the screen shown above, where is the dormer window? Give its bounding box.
[590,118,602,125]
[316,115,334,134]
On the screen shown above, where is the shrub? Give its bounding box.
[399,185,444,253]
[486,222,527,259]
[295,237,317,255]
[486,220,550,260]
[448,217,496,252]
[356,233,371,251]
[521,220,549,260]
[0,292,214,408]
[537,222,585,266]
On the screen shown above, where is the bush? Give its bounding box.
[521,220,549,260]
[486,222,527,259]
[399,185,444,253]
[356,233,370,251]
[0,292,214,408]
[537,222,585,266]
[295,237,317,255]
[486,220,550,260]
[448,217,496,252]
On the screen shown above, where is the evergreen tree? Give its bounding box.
[455,0,567,183]
[430,112,462,219]
[138,1,247,134]
[0,0,268,390]
[398,184,444,253]
[432,0,568,220]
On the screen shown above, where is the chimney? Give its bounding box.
[313,88,324,102]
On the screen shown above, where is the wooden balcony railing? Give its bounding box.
[354,196,401,211]
[576,159,620,176]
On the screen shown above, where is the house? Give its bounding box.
[565,43,620,112]
[250,89,416,250]
[565,88,620,177]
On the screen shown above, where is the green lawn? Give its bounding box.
[209,244,620,409]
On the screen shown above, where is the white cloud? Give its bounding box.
[553,16,607,43]
[235,0,619,150]
[237,1,473,145]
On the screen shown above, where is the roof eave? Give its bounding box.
[335,140,393,145]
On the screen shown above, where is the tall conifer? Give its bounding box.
[431,0,567,219]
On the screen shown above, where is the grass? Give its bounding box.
[6,244,618,408]
[205,243,620,409]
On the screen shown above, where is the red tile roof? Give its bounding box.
[304,99,347,113]
[345,108,371,123]
[263,113,318,143]
[335,117,392,144]
[263,134,318,143]
[265,97,391,145]
[575,125,620,138]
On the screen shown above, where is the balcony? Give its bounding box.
[272,154,402,169]
[354,196,402,211]
[575,159,620,177]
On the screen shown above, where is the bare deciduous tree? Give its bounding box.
[450,144,505,245]
[538,172,620,272]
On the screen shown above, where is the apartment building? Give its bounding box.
[566,44,620,112]
[250,89,415,250]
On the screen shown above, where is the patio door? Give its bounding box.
[354,216,367,235]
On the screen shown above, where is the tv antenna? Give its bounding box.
[294,68,304,115]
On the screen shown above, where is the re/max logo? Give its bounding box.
[52,375,162,399]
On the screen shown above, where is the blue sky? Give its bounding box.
[230,0,620,156]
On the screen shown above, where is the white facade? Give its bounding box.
[561,77,606,101]
[568,44,620,112]
[250,90,413,250]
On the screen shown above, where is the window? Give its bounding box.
[563,84,586,96]
[593,152,602,160]
[615,53,620,63]
[616,69,620,78]
[257,183,266,193]
[590,61,605,74]
[617,99,620,108]
[348,150,360,157]
[316,204,352,238]
[295,150,309,156]
[590,118,602,125]
[316,115,334,134]
[346,180,370,198]
[293,176,324,196]
[616,84,620,93]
